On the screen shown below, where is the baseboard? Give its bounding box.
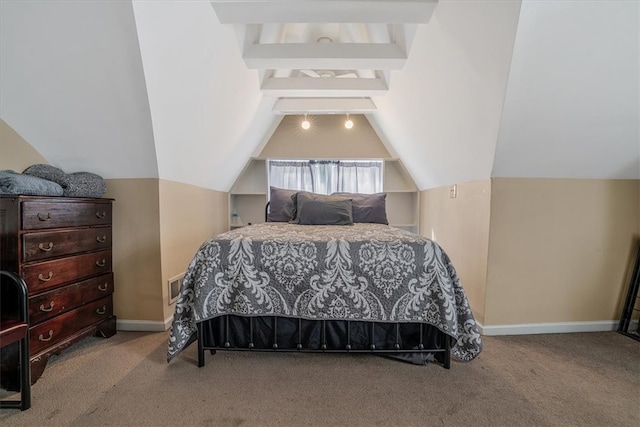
[478,320,619,336]
[116,316,173,332]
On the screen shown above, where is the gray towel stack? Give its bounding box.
[23,164,106,198]
[0,169,64,196]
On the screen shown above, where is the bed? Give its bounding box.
[167,190,482,368]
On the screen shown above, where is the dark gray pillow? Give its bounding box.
[64,172,106,198]
[267,186,298,222]
[23,164,70,188]
[292,192,353,225]
[333,192,388,224]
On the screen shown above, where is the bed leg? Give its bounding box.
[369,322,376,351]
[224,315,230,348]
[197,322,205,368]
[346,321,351,351]
[321,320,327,350]
[249,317,254,349]
[273,316,278,349]
[443,335,451,369]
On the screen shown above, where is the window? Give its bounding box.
[267,159,383,195]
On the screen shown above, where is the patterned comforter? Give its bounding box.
[167,223,482,362]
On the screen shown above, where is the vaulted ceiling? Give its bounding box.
[1,0,638,191]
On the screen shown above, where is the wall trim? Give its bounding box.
[478,320,619,336]
[117,316,173,332]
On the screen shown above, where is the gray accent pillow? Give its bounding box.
[23,164,70,188]
[64,172,107,198]
[267,186,298,222]
[292,192,354,225]
[333,192,388,224]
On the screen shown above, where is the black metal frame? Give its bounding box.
[618,244,640,341]
[0,271,31,410]
[196,315,451,369]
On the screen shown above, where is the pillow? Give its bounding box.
[64,172,106,198]
[292,192,354,225]
[332,192,388,224]
[23,164,70,188]
[267,186,298,222]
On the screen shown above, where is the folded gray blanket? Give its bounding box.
[23,164,106,198]
[0,170,64,196]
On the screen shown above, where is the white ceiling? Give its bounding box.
[1,0,638,192]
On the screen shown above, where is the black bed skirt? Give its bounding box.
[197,316,451,368]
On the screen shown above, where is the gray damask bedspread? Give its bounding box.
[167,223,482,362]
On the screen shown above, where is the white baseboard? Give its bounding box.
[478,320,619,336]
[117,316,173,332]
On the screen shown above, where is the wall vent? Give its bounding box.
[168,273,185,305]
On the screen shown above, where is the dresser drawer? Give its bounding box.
[28,273,114,324]
[22,201,111,230]
[23,227,111,262]
[22,249,112,294]
[29,296,113,355]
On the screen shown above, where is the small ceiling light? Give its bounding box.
[301,114,310,130]
[344,114,354,129]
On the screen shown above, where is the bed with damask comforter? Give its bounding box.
[167,222,482,367]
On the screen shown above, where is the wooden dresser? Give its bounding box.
[0,196,116,385]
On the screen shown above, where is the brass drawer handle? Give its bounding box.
[96,259,106,267]
[37,212,52,221]
[38,271,54,282]
[96,235,107,243]
[39,330,54,342]
[98,283,109,292]
[39,301,55,312]
[96,211,106,219]
[38,241,54,251]
[96,306,107,315]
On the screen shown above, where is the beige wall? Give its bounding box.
[420,180,491,324]
[485,178,640,326]
[104,179,163,322]
[0,118,49,170]
[1,120,231,328]
[158,179,228,321]
[259,114,390,159]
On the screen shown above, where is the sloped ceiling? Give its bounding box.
[492,0,640,179]
[1,0,638,193]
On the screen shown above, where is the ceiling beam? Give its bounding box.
[243,43,406,70]
[261,77,388,97]
[272,98,377,114]
[211,1,438,24]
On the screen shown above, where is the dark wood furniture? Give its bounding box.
[0,196,116,386]
[0,271,30,410]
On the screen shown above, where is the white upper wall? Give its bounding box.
[0,0,158,179]
[492,0,640,179]
[371,0,522,190]
[1,1,637,191]
[132,1,279,191]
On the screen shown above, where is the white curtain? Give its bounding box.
[268,160,382,195]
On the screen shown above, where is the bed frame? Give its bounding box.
[196,315,452,368]
[194,202,454,369]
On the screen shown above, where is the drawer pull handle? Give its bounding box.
[38,241,54,251]
[98,283,109,292]
[40,301,55,312]
[39,330,54,342]
[37,212,52,221]
[96,235,107,243]
[96,306,107,315]
[96,211,106,219]
[38,271,54,282]
[96,259,106,267]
